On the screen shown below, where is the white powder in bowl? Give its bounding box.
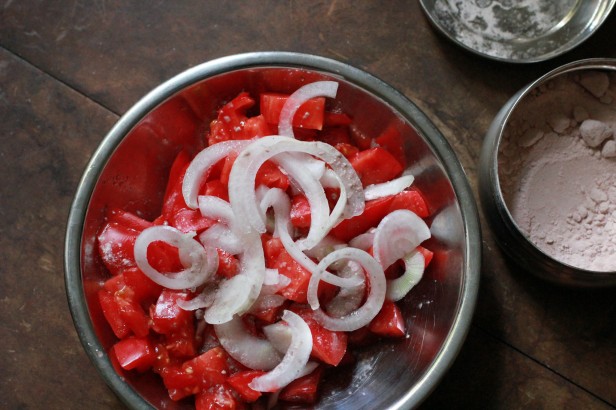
[498,70,616,272]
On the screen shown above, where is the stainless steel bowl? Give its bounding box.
[479,58,616,287]
[420,0,616,63]
[65,52,481,409]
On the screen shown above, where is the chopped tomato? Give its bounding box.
[263,236,284,268]
[113,336,155,371]
[375,124,406,166]
[150,290,194,335]
[255,161,290,190]
[169,208,216,233]
[227,370,266,403]
[203,179,229,201]
[388,189,430,218]
[350,147,404,187]
[260,93,326,130]
[329,196,395,242]
[416,245,434,268]
[319,126,352,146]
[161,150,192,220]
[279,366,323,404]
[215,248,241,278]
[291,305,348,366]
[324,111,352,126]
[274,250,311,303]
[368,300,406,338]
[290,194,311,228]
[195,385,244,410]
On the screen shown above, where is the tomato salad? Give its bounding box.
[96,80,434,408]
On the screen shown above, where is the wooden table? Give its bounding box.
[1,2,614,408]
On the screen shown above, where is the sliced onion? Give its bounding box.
[278,81,339,138]
[312,248,386,332]
[228,136,364,244]
[134,225,217,290]
[386,250,425,302]
[215,316,282,371]
[198,223,242,255]
[373,209,431,269]
[364,175,415,201]
[324,260,366,318]
[248,310,313,392]
[263,321,292,354]
[182,140,251,209]
[177,283,218,311]
[203,235,265,324]
[198,195,234,224]
[348,230,375,251]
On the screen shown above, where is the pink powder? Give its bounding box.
[498,70,616,272]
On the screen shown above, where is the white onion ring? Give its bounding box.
[176,284,217,311]
[228,136,364,242]
[203,236,265,324]
[198,195,234,224]
[248,310,313,392]
[364,175,415,201]
[182,140,250,209]
[373,209,431,269]
[324,260,366,318]
[215,316,282,371]
[134,225,217,290]
[312,248,386,332]
[348,230,375,251]
[198,223,242,255]
[278,81,339,138]
[386,250,425,302]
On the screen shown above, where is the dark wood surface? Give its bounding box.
[1,2,615,409]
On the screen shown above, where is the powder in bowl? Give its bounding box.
[498,70,616,272]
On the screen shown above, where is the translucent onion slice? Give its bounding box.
[228,136,364,242]
[182,140,250,209]
[203,235,265,324]
[134,225,217,290]
[364,174,415,201]
[248,310,313,392]
[312,248,386,332]
[324,260,366,318]
[372,209,431,269]
[176,283,217,311]
[348,229,375,251]
[278,81,339,138]
[198,223,242,255]
[215,316,282,371]
[386,250,425,302]
[198,195,234,224]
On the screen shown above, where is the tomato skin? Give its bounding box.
[368,300,406,338]
[195,385,244,410]
[150,290,194,335]
[113,336,156,371]
[215,248,241,279]
[329,196,395,242]
[226,370,266,402]
[260,93,325,130]
[350,147,404,187]
[290,194,311,229]
[279,366,323,404]
[161,150,192,221]
[98,289,131,339]
[375,124,406,167]
[388,189,430,218]
[274,250,311,303]
[97,222,139,276]
[290,306,348,366]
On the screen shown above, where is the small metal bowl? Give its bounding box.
[479,58,616,287]
[420,0,616,63]
[65,52,481,409]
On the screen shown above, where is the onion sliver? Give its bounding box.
[312,248,386,332]
[373,209,431,270]
[228,136,364,239]
[198,195,235,224]
[215,316,282,371]
[198,223,242,255]
[182,140,250,209]
[278,81,339,138]
[364,175,415,201]
[386,250,425,301]
[203,235,265,324]
[324,260,366,318]
[134,226,217,290]
[249,310,313,392]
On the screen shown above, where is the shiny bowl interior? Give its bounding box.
[65,52,481,409]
